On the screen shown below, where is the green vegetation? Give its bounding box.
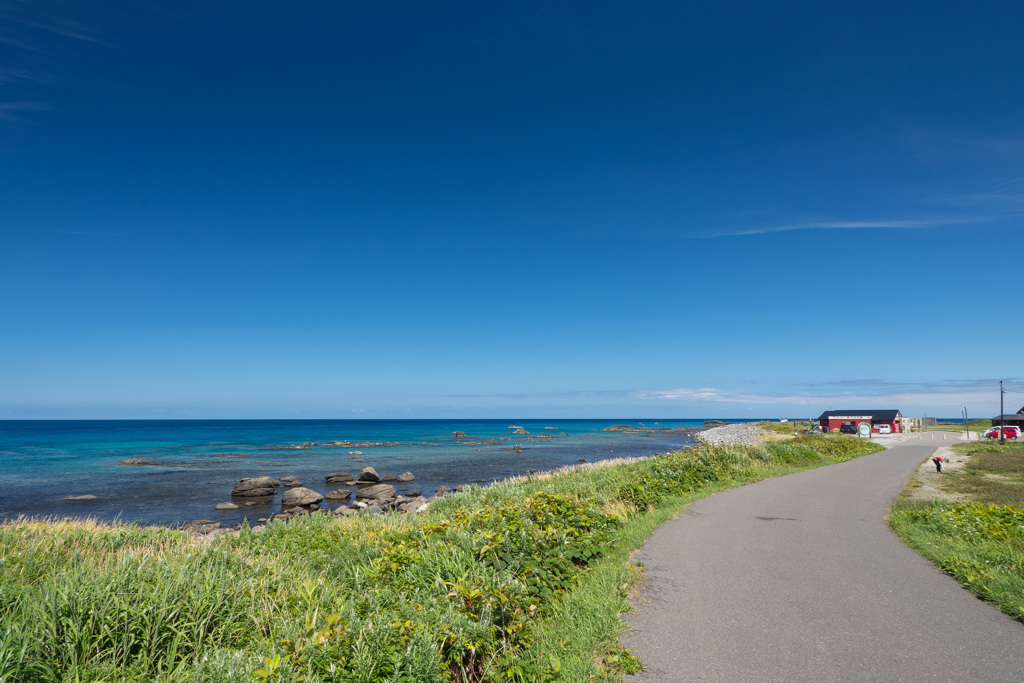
[0,435,881,683]
[757,420,814,435]
[889,440,1024,622]
[927,419,992,432]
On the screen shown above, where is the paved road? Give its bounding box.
[623,437,1024,682]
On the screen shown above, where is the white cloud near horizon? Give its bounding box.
[632,378,1023,412]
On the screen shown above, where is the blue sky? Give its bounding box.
[2,1,1022,419]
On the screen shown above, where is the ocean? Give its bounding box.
[0,418,747,527]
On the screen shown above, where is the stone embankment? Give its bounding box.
[694,422,767,446]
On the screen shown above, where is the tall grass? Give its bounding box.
[0,435,880,682]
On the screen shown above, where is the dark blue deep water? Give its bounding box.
[0,419,746,526]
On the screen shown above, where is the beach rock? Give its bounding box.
[398,497,428,513]
[215,502,239,511]
[404,489,422,498]
[280,475,300,482]
[434,486,452,498]
[324,488,352,501]
[454,485,467,492]
[355,483,396,501]
[380,473,398,482]
[325,471,354,483]
[357,467,380,483]
[348,451,363,455]
[284,481,303,487]
[368,505,383,516]
[281,487,323,507]
[513,428,530,434]
[396,472,415,482]
[453,431,466,438]
[182,520,221,536]
[232,476,280,497]
[61,494,97,501]
[335,507,359,516]
[119,457,162,466]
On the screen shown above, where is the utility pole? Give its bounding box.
[1000,380,1006,445]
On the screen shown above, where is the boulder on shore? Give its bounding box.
[281,487,323,507]
[434,486,452,498]
[182,520,221,536]
[396,472,415,482]
[232,476,280,497]
[324,488,352,501]
[325,471,354,483]
[355,483,396,501]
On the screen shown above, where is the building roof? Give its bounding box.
[1018,405,1024,416]
[817,409,902,421]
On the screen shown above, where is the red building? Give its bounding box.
[817,410,903,434]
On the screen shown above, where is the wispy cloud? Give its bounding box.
[698,215,1009,239]
[0,100,48,121]
[0,2,107,46]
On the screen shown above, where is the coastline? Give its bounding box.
[0,430,880,682]
[1,418,738,527]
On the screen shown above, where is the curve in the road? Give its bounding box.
[623,440,1024,682]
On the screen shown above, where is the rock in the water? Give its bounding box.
[280,475,300,482]
[453,431,466,438]
[396,471,415,482]
[434,486,452,498]
[119,457,161,466]
[380,473,397,482]
[284,481,303,487]
[325,471,354,483]
[216,502,239,511]
[357,467,380,483]
[324,488,352,501]
[231,476,280,497]
[404,489,422,498]
[355,483,396,501]
[454,485,467,492]
[61,494,97,501]
[281,487,323,507]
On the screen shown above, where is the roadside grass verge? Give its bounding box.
[0,435,881,683]
[888,440,1024,622]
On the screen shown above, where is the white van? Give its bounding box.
[876,424,892,434]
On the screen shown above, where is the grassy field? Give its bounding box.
[888,440,1024,622]
[0,435,881,683]
[756,420,815,435]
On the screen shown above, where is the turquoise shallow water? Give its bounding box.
[0,418,750,526]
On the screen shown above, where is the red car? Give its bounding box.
[984,426,1020,440]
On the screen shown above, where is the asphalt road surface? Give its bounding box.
[623,437,1024,682]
